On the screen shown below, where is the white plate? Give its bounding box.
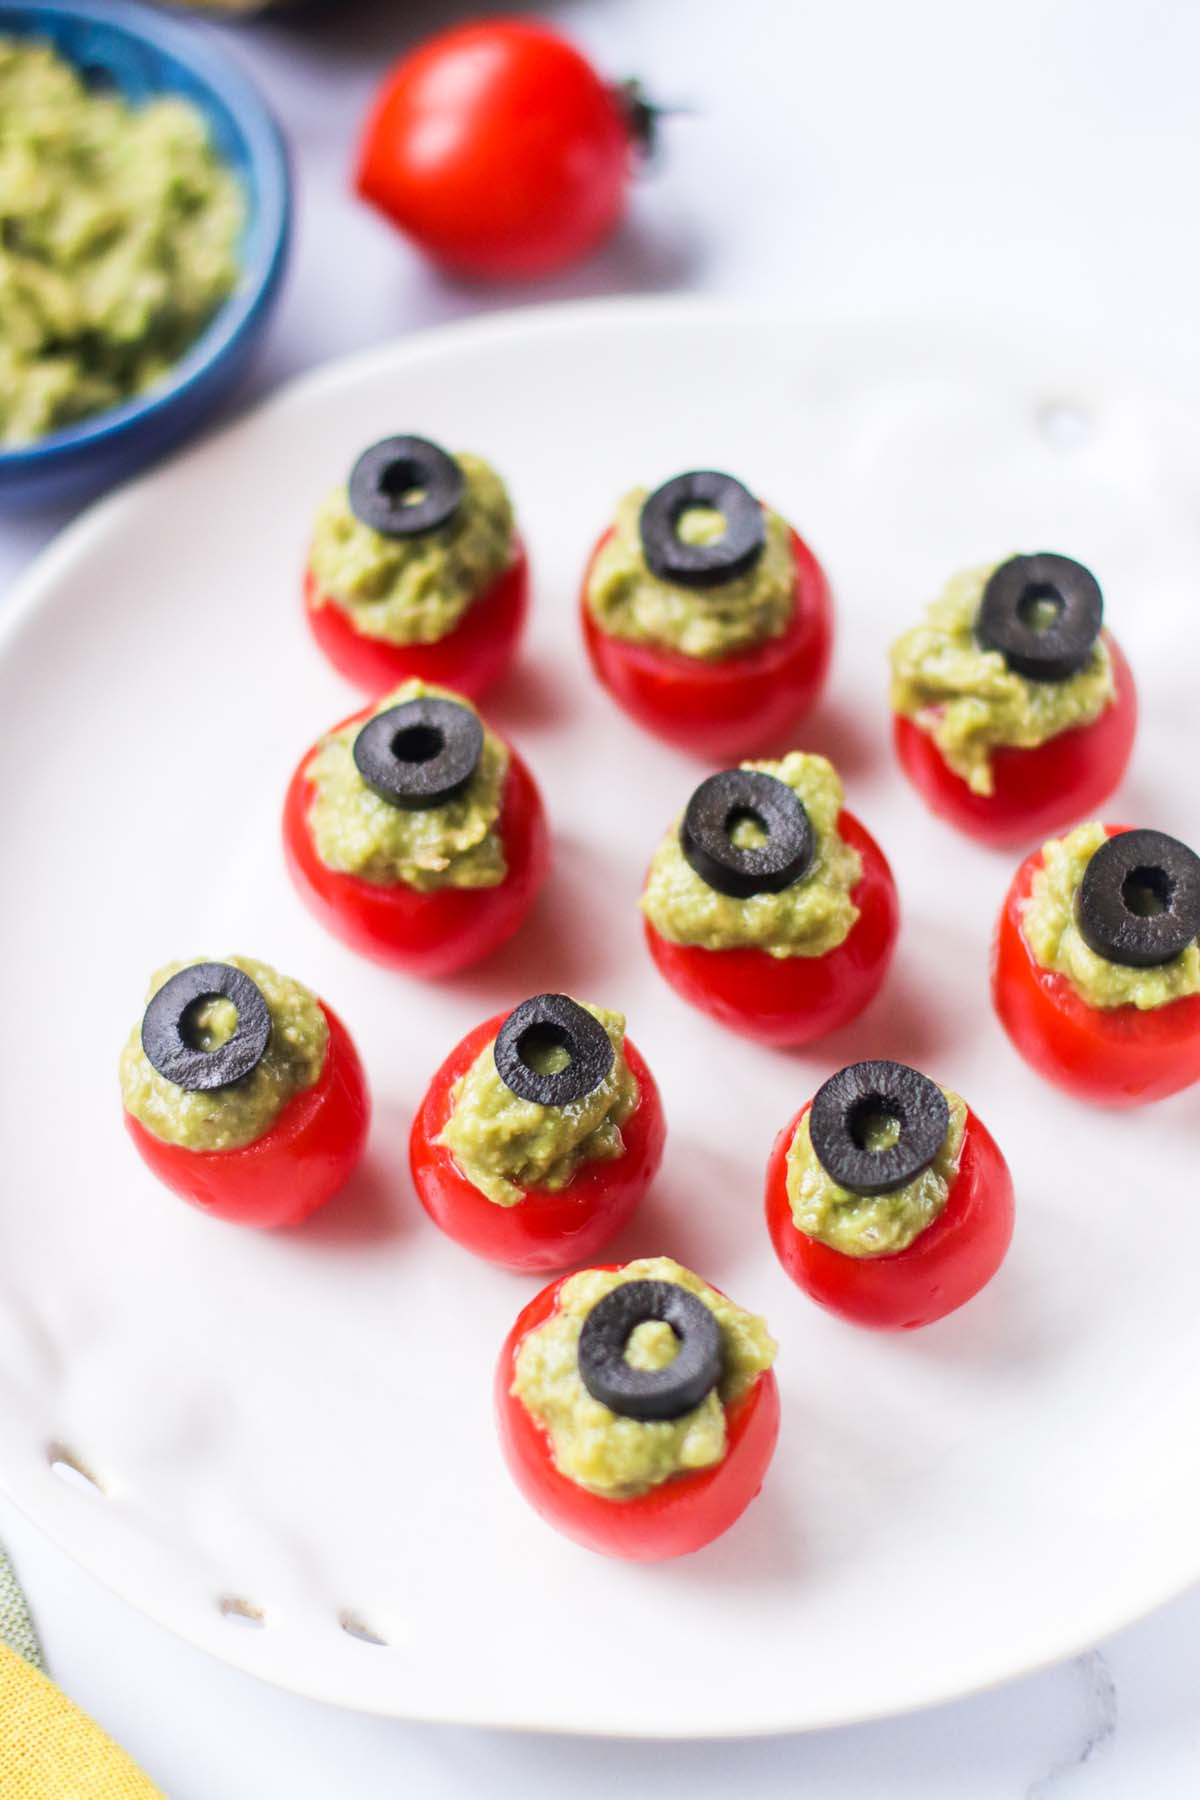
[2,300,1199,1737]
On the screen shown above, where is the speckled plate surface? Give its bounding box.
[1,300,1197,1735]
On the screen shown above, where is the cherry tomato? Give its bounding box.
[123,1006,370,1230]
[304,542,529,701]
[765,1099,1014,1330]
[992,826,1200,1107]
[582,524,834,760]
[893,633,1137,850]
[356,21,642,280]
[644,811,898,1047]
[282,701,550,977]
[495,1266,780,1558]
[410,1014,665,1271]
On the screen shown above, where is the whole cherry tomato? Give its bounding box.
[282,699,549,978]
[644,811,899,1047]
[765,1097,1014,1330]
[582,525,834,761]
[357,21,649,280]
[410,1012,665,1271]
[495,1267,780,1559]
[304,543,529,700]
[893,634,1137,850]
[992,826,1200,1107]
[124,1006,370,1230]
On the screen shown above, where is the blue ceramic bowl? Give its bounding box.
[0,0,291,510]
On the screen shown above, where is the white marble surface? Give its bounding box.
[4,0,1200,1788]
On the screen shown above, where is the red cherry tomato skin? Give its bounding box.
[765,1103,1014,1330]
[644,811,899,1047]
[581,526,834,760]
[303,541,529,701]
[495,1268,781,1559]
[893,633,1137,850]
[282,710,550,978]
[410,1015,666,1272]
[356,22,631,280]
[123,1005,370,1230]
[991,827,1200,1107]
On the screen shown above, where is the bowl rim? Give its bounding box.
[0,0,291,473]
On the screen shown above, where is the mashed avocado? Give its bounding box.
[641,752,862,958]
[309,453,515,645]
[437,1003,638,1207]
[1022,822,1200,1010]
[889,562,1115,796]
[585,487,796,660]
[0,38,243,448]
[512,1256,776,1498]
[786,1090,966,1257]
[305,680,508,890]
[120,955,328,1152]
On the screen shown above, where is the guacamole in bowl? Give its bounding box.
[0,0,289,507]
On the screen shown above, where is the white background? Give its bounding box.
[4,0,1200,1790]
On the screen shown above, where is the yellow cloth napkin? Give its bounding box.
[0,1547,166,1799]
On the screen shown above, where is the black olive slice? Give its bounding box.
[975,552,1103,682]
[347,434,465,538]
[493,994,615,1108]
[1076,828,1200,969]
[809,1060,950,1198]
[353,695,483,811]
[141,962,271,1094]
[638,470,766,588]
[680,768,814,899]
[578,1279,723,1421]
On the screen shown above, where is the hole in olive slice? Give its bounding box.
[347,434,465,538]
[352,696,483,811]
[578,1279,723,1421]
[493,995,614,1108]
[975,552,1103,682]
[680,768,814,899]
[1076,828,1200,968]
[809,1060,950,1197]
[639,470,765,588]
[141,963,271,1094]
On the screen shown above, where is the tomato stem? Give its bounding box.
[616,79,692,166]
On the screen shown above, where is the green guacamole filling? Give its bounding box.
[584,486,796,660]
[1022,822,1200,1010]
[0,38,243,449]
[889,562,1115,796]
[308,452,516,646]
[120,955,328,1153]
[437,1003,638,1208]
[305,679,508,890]
[512,1256,776,1498]
[786,1090,966,1257]
[641,752,862,958]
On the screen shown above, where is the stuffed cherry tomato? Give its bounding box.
[120,956,370,1229]
[496,1257,779,1559]
[305,434,528,699]
[581,470,833,759]
[642,755,898,1046]
[993,822,1200,1107]
[410,993,665,1271]
[890,552,1137,848]
[765,1060,1014,1330]
[283,681,549,977]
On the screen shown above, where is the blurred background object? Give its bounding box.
[0,0,290,508]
